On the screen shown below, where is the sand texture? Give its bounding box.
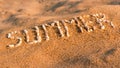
[0,0,120,68]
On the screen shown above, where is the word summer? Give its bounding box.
[6,13,115,48]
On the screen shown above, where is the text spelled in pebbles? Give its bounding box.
[6,13,115,48]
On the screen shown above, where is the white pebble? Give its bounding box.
[15,37,22,47]
[7,44,15,48]
[101,25,105,29]
[62,20,70,37]
[23,29,30,43]
[42,24,50,41]
[54,21,64,37]
[34,26,42,42]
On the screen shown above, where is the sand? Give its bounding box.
[0,0,120,68]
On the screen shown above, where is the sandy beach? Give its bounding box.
[0,0,120,68]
